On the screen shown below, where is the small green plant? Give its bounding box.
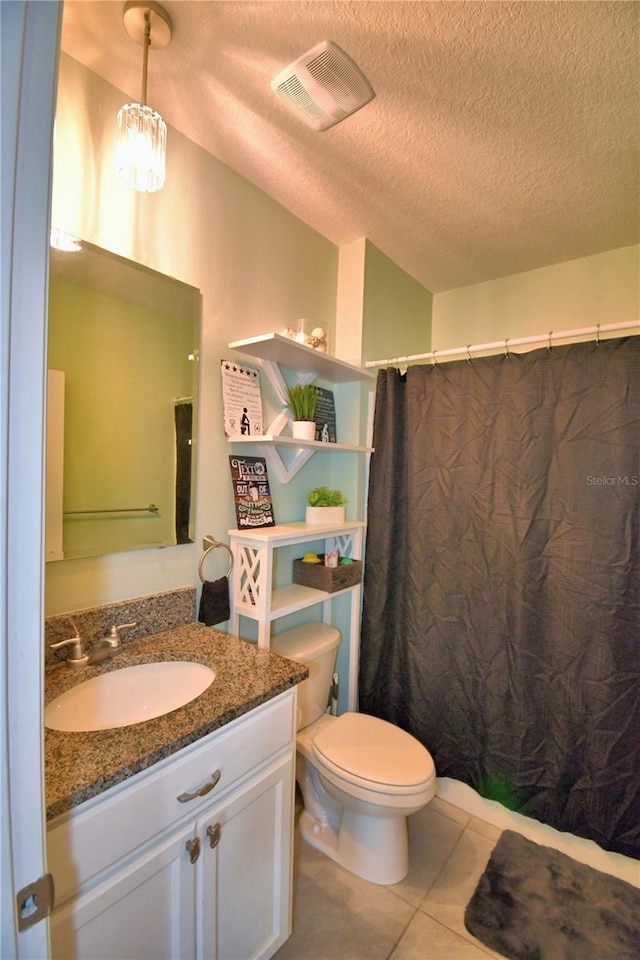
[307,487,348,507]
[287,383,318,421]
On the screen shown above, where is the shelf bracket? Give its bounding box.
[257,357,319,481]
[259,443,314,483]
[265,407,290,437]
[260,358,316,407]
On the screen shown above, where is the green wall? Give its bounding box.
[46,53,341,615]
[432,245,639,350]
[362,240,432,362]
[48,278,196,559]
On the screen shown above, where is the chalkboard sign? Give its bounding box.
[314,387,337,443]
[228,455,275,529]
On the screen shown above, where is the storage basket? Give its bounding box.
[292,555,362,593]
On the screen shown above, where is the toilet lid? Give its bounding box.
[312,712,434,788]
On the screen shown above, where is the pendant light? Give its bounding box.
[116,1,172,193]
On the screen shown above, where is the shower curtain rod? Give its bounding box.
[365,319,640,369]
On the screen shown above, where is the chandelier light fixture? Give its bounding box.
[116,1,172,193]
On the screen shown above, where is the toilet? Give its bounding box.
[272,622,436,885]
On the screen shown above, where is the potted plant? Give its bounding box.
[287,383,318,441]
[306,486,348,525]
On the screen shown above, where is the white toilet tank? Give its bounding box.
[272,622,341,728]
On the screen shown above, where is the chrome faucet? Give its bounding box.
[50,621,137,668]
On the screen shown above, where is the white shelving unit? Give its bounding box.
[229,521,366,711]
[227,333,374,482]
[227,335,374,710]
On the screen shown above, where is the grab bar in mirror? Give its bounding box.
[63,504,159,516]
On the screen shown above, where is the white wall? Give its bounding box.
[432,245,639,351]
[46,53,342,615]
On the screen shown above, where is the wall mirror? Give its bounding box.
[46,237,201,561]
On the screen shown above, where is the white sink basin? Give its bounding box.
[45,661,215,732]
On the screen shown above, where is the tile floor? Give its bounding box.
[274,792,639,960]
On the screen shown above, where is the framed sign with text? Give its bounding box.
[221,360,263,437]
[228,455,275,529]
[314,387,337,443]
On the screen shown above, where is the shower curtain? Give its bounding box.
[359,337,640,859]
[174,401,193,544]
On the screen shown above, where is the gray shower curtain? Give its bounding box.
[359,337,640,859]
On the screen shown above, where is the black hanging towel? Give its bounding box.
[198,577,230,626]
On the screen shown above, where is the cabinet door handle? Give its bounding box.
[186,837,200,864]
[206,823,221,849]
[177,769,221,803]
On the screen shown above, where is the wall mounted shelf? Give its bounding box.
[228,333,376,383]
[227,334,374,482]
[229,435,373,484]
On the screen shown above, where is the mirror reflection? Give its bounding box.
[46,238,201,561]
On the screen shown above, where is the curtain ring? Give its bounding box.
[547,331,553,352]
[504,338,510,358]
[466,344,472,363]
[595,323,600,345]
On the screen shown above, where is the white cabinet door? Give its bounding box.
[47,692,297,960]
[197,753,295,960]
[50,822,197,960]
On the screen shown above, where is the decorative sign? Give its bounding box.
[314,387,337,443]
[221,360,263,437]
[228,456,275,529]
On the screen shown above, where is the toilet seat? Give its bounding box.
[312,712,435,797]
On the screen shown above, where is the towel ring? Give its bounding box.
[198,537,233,583]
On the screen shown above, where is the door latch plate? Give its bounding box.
[16,873,55,931]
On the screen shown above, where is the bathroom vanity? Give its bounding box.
[45,621,307,960]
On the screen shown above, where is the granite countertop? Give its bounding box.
[45,622,308,821]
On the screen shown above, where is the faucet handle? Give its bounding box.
[50,634,87,666]
[105,621,137,647]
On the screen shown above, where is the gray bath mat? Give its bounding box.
[464,830,640,960]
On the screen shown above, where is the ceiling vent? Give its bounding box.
[271,41,374,131]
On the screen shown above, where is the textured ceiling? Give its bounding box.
[60,1,639,292]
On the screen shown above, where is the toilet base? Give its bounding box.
[299,805,409,885]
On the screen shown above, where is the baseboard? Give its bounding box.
[435,777,639,888]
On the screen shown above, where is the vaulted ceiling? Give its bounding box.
[60,1,639,292]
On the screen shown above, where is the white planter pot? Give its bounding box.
[292,420,316,441]
[306,506,346,525]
